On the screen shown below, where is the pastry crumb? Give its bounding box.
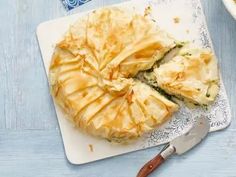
[186,29,190,34]
[88,144,94,152]
[173,17,180,23]
[144,6,152,17]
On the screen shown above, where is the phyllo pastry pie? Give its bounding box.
[153,47,219,105]
[49,7,179,141]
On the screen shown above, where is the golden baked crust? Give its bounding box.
[49,7,178,141]
[154,47,219,105]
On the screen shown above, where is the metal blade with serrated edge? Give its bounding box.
[170,116,210,155]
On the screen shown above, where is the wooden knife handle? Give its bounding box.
[137,145,175,177]
[136,154,165,177]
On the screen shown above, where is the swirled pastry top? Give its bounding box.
[154,47,219,105]
[49,7,178,141]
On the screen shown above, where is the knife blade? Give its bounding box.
[137,116,210,177]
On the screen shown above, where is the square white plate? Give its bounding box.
[37,0,231,164]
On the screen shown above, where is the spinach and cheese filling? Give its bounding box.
[140,46,219,106]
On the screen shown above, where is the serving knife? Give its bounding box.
[137,116,210,177]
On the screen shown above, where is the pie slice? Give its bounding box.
[153,47,219,105]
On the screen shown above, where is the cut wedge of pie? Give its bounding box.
[153,47,219,105]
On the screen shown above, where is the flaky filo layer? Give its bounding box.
[49,7,178,141]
